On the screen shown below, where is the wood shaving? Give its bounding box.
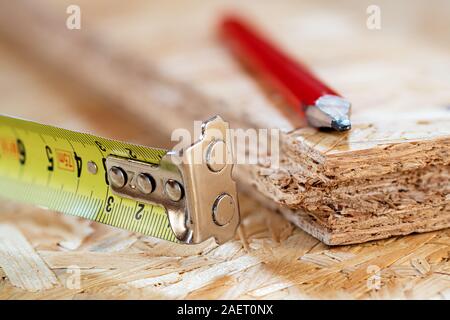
[410,258,431,275]
[0,225,58,292]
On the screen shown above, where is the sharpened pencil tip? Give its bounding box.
[306,95,352,132]
[331,118,351,131]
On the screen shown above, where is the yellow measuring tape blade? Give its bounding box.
[0,115,178,242]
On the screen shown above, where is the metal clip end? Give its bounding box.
[171,115,240,244]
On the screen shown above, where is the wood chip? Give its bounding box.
[405,274,450,299]
[39,251,155,269]
[300,252,341,267]
[249,281,294,298]
[0,224,59,292]
[390,265,420,277]
[323,250,356,262]
[410,258,431,275]
[87,232,138,252]
[128,272,181,288]
[57,216,93,250]
[161,256,262,298]
[141,237,218,257]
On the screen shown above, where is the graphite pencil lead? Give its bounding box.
[305,95,352,131]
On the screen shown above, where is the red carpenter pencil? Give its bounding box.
[220,15,351,131]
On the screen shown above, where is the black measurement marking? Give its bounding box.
[101,157,109,185]
[135,203,145,220]
[75,173,80,194]
[140,205,151,234]
[74,152,82,178]
[147,207,157,235]
[46,146,54,171]
[16,139,26,165]
[105,196,114,213]
[115,198,125,227]
[125,148,137,159]
[123,205,133,231]
[95,141,106,152]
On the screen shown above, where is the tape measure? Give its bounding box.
[0,114,240,244]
